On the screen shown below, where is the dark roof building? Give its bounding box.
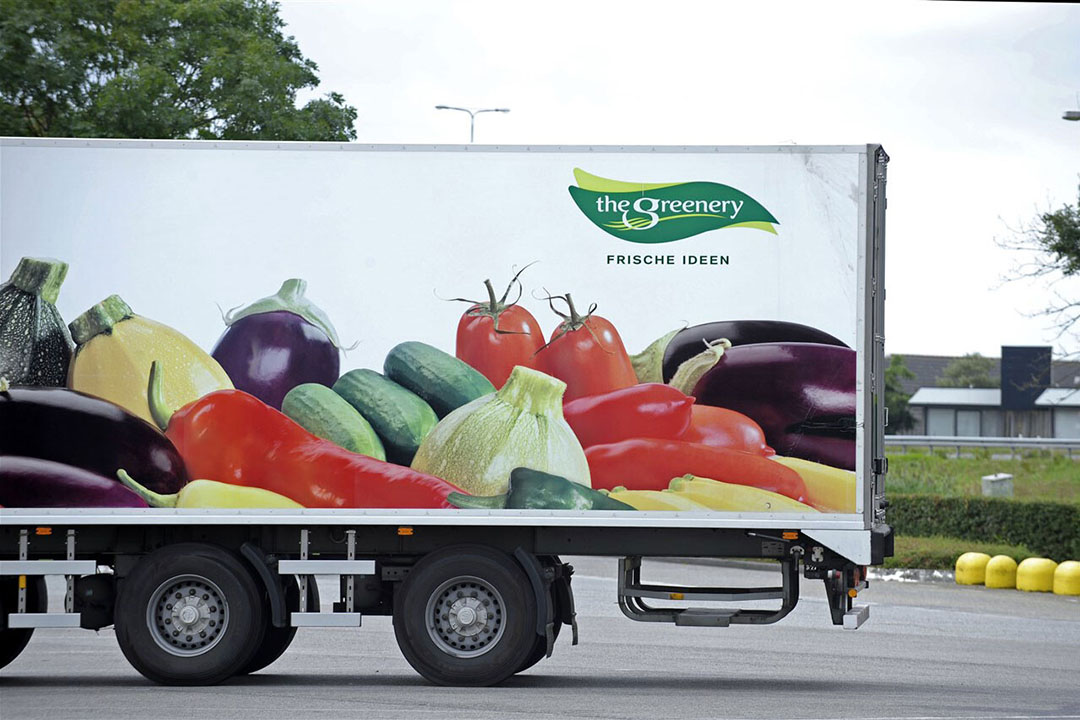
[888,354,1080,396]
[888,347,1080,438]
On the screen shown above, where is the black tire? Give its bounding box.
[517,614,561,674]
[0,575,46,670]
[237,574,318,675]
[114,543,266,685]
[393,545,537,686]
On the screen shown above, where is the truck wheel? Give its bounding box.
[237,574,317,675]
[393,546,537,686]
[114,543,266,685]
[0,575,46,670]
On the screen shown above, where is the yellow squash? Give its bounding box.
[667,475,818,513]
[604,487,711,511]
[68,295,232,424]
[769,456,856,513]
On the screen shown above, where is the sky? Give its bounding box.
[276,0,1080,358]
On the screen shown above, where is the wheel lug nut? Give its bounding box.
[189,589,196,596]
[200,631,207,638]
[209,606,216,612]
[186,635,193,642]
[164,618,171,624]
[209,620,216,627]
[175,592,182,599]
[172,630,179,637]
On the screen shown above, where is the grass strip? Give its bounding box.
[884,534,1037,570]
[885,451,1080,504]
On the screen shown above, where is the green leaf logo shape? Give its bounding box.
[568,168,779,244]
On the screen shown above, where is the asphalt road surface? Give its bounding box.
[2,557,1078,720]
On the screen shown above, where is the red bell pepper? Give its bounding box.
[149,363,461,509]
[532,293,637,401]
[563,383,694,448]
[585,438,807,502]
[679,405,775,456]
[455,272,544,388]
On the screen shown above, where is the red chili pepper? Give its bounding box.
[563,383,694,448]
[532,293,637,401]
[455,271,543,388]
[585,438,807,502]
[679,405,775,456]
[150,365,461,508]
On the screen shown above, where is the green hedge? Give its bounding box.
[888,494,1080,561]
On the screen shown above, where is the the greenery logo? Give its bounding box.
[568,169,779,244]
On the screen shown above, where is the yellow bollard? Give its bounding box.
[1016,558,1058,592]
[984,555,1018,589]
[955,552,992,585]
[1053,560,1080,596]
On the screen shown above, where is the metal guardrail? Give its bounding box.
[885,435,1080,456]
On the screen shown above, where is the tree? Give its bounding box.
[0,0,357,141]
[884,354,916,434]
[937,353,999,389]
[998,184,1080,350]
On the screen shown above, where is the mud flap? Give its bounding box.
[552,562,579,646]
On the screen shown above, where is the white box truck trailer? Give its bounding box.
[0,139,890,685]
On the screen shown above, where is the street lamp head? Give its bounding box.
[435,104,509,142]
[1064,110,1080,122]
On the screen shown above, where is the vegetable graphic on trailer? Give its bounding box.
[0,140,889,686]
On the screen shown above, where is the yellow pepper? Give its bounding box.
[118,470,303,509]
[67,295,231,424]
[667,475,818,513]
[769,456,856,513]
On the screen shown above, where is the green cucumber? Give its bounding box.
[332,369,437,465]
[384,341,495,418]
[282,383,385,460]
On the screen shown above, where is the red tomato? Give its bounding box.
[680,405,775,456]
[455,278,543,388]
[532,293,637,401]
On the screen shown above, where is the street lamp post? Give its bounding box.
[435,105,510,142]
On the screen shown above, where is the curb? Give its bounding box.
[869,567,955,584]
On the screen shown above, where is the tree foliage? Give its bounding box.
[0,0,357,140]
[937,352,999,389]
[999,185,1080,349]
[884,354,916,434]
[1031,186,1080,278]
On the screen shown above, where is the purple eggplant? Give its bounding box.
[658,321,847,383]
[1,456,148,508]
[690,342,856,470]
[0,386,188,494]
[211,280,342,410]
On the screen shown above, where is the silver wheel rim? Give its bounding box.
[146,574,229,657]
[425,575,506,659]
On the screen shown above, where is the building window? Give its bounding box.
[1054,408,1080,439]
[981,410,1002,437]
[957,410,980,437]
[927,408,954,436]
